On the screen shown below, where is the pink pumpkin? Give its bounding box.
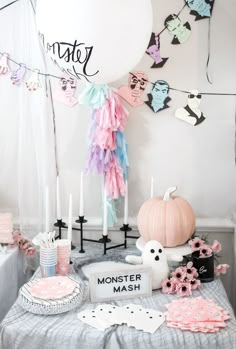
[137,186,195,247]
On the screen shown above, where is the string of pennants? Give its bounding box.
[1,52,236,129]
[146,0,215,69]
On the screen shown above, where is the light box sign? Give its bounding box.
[89,266,152,302]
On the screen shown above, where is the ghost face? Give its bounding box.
[129,73,148,98]
[151,82,169,105]
[186,0,211,17]
[187,89,202,109]
[60,77,76,98]
[142,241,166,263]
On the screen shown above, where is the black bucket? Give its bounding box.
[192,251,215,283]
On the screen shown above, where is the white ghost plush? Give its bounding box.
[126,240,183,290]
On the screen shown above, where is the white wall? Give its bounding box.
[0,0,236,226]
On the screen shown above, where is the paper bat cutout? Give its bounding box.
[175,89,206,126]
[25,70,41,91]
[146,33,168,68]
[53,75,78,107]
[0,53,10,75]
[145,80,171,113]
[185,0,215,21]
[118,71,148,107]
[11,64,26,85]
[164,14,191,45]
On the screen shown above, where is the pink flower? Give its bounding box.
[172,267,186,282]
[161,278,177,294]
[199,245,213,258]
[184,262,198,279]
[189,237,205,252]
[25,247,36,256]
[211,240,222,253]
[215,264,230,276]
[19,239,30,251]
[13,230,21,239]
[189,278,201,290]
[176,282,192,297]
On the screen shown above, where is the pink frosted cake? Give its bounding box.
[0,213,14,244]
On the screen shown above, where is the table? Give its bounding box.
[0,247,30,322]
[1,244,236,349]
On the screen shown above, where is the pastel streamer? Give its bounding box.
[11,64,26,85]
[96,92,128,131]
[114,131,129,180]
[105,154,126,199]
[107,197,118,227]
[79,83,109,109]
[83,84,129,200]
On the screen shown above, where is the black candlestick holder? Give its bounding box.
[120,223,133,248]
[75,216,88,253]
[54,219,67,239]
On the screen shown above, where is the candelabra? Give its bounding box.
[54,217,139,255]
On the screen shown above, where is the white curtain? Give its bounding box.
[0,0,57,237]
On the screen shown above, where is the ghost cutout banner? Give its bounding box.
[11,64,26,85]
[25,70,41,91]
[145,80,171,113]
[146,33,168,68]
[0,53,9,75]
[175,89,206,126]
[126,240,183,290]
[36,0,153,84]
[118,72,148,107]
[185,0,215,21]
[53,75,78,107]
[164,14,191,45]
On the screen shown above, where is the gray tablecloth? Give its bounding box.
[1,244,236,349]
[0,247,31,322]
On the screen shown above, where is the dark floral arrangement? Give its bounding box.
[162,261,200,297]
[188,237,229,275]
[161,236,230,297]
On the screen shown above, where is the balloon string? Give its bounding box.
[29,0,36,14]
[206,17,213,84]
[48,78,59,177]
[235,98,236,165]
[0,0,19,11]
[235,99,236,165]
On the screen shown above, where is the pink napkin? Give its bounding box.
[165,297,230,333]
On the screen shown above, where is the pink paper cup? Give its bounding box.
[56,239,71,275]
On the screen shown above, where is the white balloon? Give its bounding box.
[36,0,153,83]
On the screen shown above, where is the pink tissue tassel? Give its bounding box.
[96,92,128,132]
[105,155,126,199]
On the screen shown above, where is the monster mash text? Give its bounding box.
[90,268,152,301]
[98,274,142,293]
[39,32,99,81]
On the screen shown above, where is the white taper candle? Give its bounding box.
[124,180,128,224]
[79,172,84,217]
[150,176,154,198]
[103,187,108,236]
[45,186,50,232]
[56,176,62,220]
[67,194,73,241]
